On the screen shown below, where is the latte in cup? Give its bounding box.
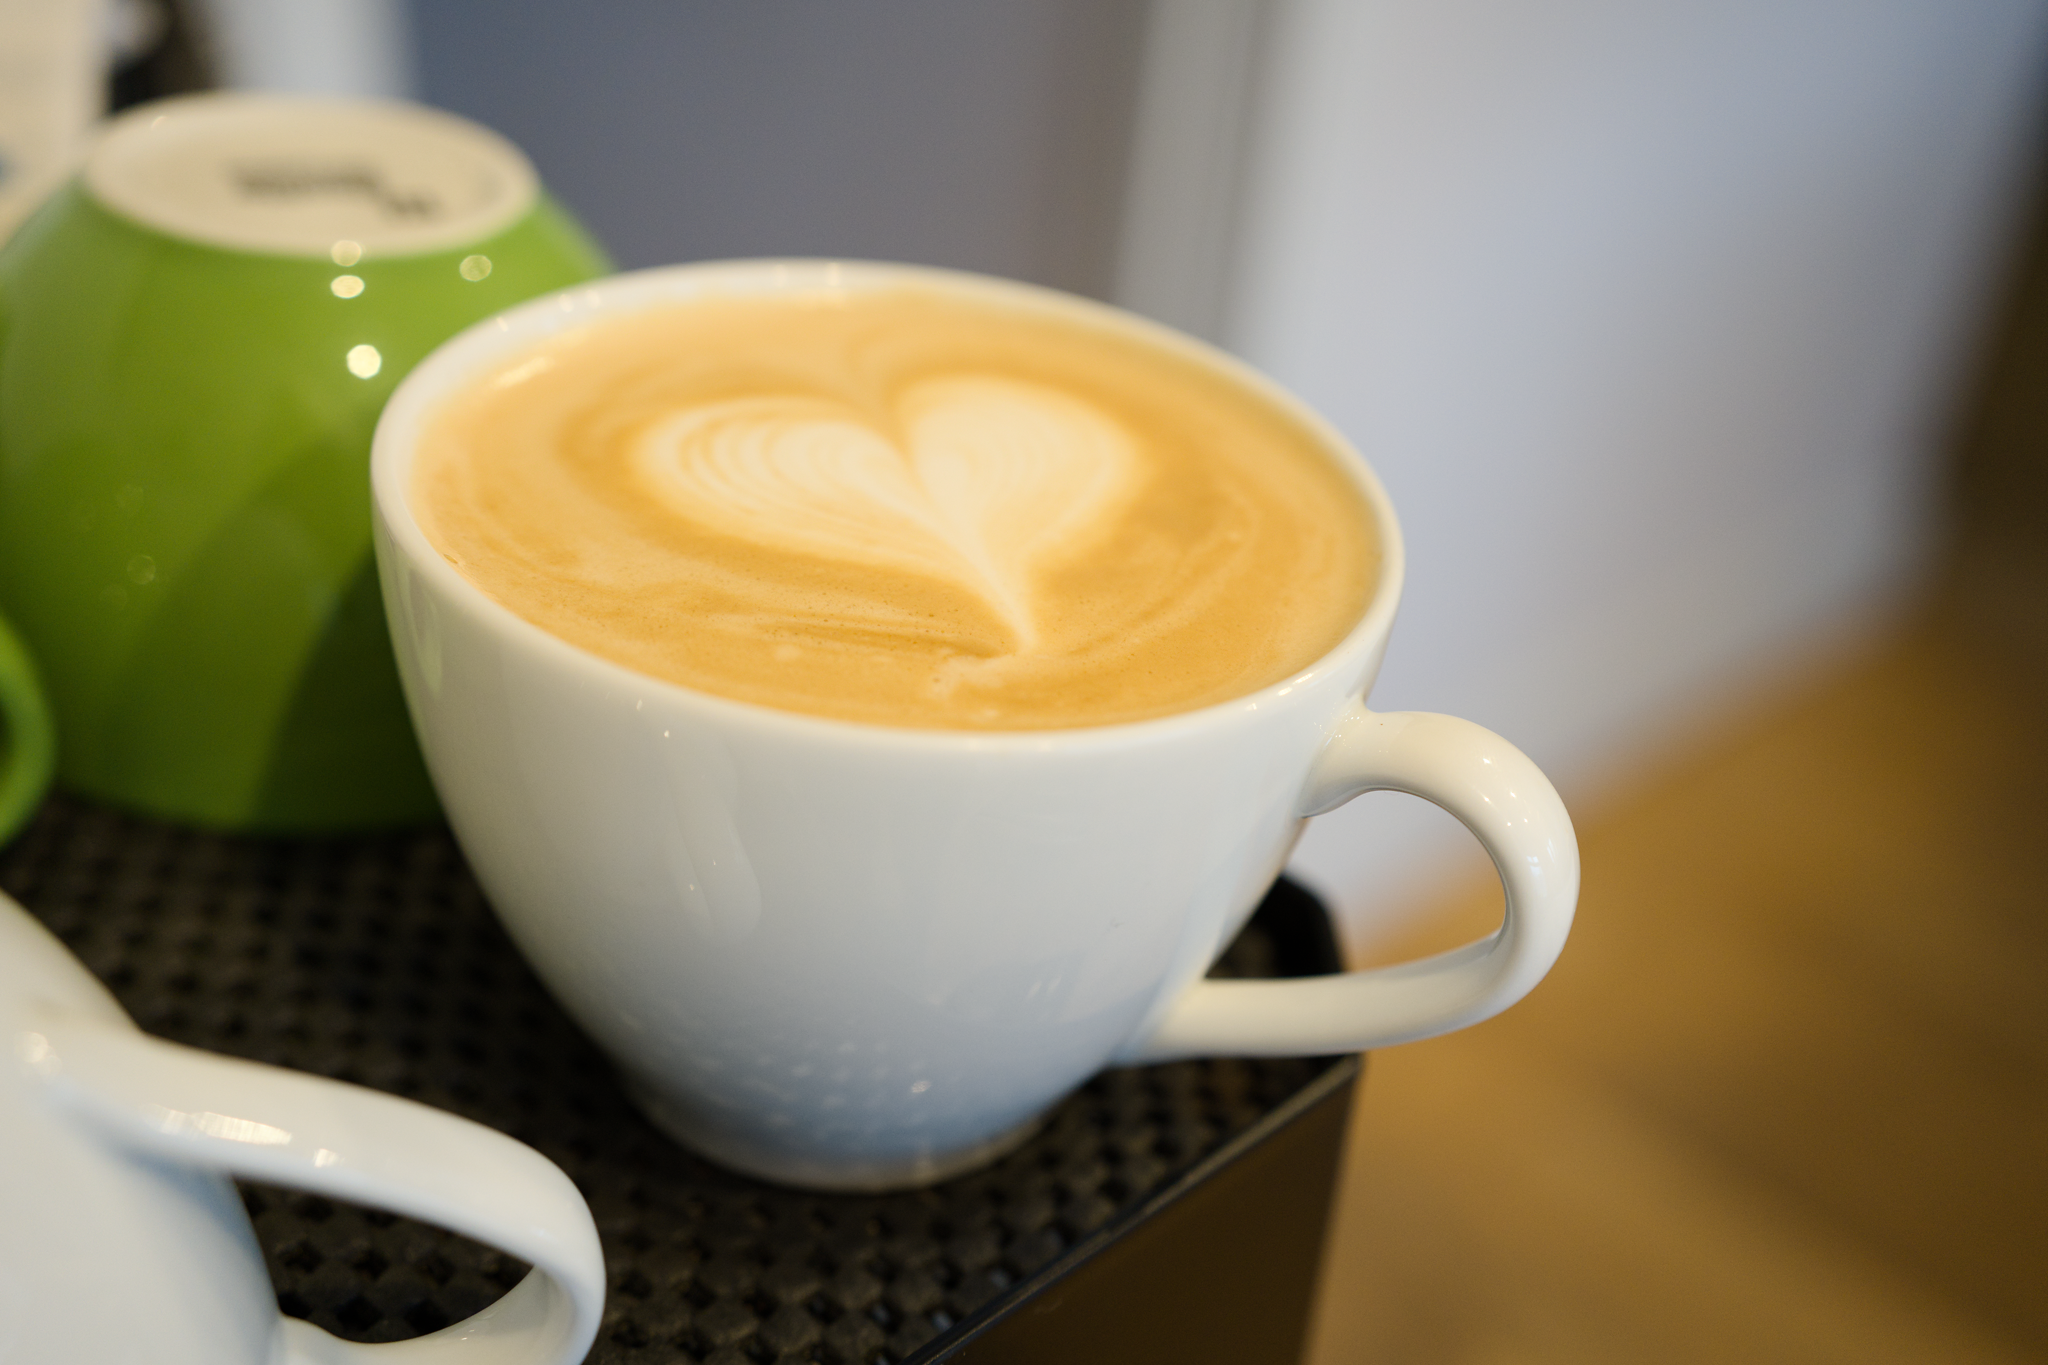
[410,285,1377,729]
[374,261,1578,1189]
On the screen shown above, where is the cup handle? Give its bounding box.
[0,612,56,847]
[1122,704,1579,1063]
[21,1013,605,1365]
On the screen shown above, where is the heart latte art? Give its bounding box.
[632,376,1143,651]
[412,286,1377,729]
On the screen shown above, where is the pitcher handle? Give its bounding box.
[23,1014,605,1365]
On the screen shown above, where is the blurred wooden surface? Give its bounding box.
[1301,581,2048,1363]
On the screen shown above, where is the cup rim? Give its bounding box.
[370,259,1407,751]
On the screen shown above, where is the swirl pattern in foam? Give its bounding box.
[412,285,1377,730]
[631,375,1143,650]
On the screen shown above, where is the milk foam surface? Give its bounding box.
[412,286,1377,729]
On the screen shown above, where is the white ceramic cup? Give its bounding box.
[369,261,1580,1191]
[0,890,605,1365]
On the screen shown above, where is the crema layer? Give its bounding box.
[411,286,1377,730]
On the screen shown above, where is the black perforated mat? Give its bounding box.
[0,794,1346,1364]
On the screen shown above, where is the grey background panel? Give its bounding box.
[415,0,1146,292]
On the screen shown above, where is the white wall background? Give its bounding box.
[1148,0,2048,944]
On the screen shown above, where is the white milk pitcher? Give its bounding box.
[0,890,605,1364]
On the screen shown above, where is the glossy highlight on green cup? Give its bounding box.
[0,95,610,830]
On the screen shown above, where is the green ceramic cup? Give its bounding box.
[0,609,55,845]
[0,94,609,830]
